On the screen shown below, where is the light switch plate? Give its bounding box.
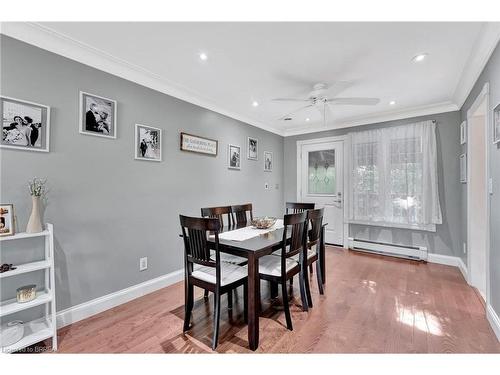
[139,257,148,271]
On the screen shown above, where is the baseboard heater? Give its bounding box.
[347,237,428,261]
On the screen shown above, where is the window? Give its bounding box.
[308,149,336,194]
[349,121,442,231]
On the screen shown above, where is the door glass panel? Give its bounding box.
[308,149,336,194]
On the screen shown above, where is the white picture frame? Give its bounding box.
[134,124,162,162]
[79,91,117,139]
[460,121,467,145]
[494,102,500,145]
[247,137,258,160]
[460,153,467,183]
[228,144,241,170]
[1,95,50,152]
[264,151,273,172]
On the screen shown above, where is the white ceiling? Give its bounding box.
[3,22,500,136]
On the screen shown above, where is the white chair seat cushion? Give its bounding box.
[258,255,299,277]
[208,250,246,265]
[192,263,247,286]
[272,249,316,261]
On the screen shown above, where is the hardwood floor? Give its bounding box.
[47,247,500,353]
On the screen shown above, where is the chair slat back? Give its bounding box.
[231,203,253,226]
[201,206,233,227]
[307,208,324,248]
[285,202,315,214]
[180,215,220,268]
[281,212,308,259]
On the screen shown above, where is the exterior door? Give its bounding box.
[299,141,344,245]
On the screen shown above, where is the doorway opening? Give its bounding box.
[467,83,490,303]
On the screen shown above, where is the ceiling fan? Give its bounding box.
[272,82,380,124]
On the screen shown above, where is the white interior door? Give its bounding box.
[299,141,344,245]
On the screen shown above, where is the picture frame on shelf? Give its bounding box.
[0,204,15,237]
[1,96,50,153]
[247,137,258,160]
[228,144,241,170]
[79,91,117,139]
[460,121,467,145]
[460,153,467,183]
[494,102,500,145]
[264,151,273,172]
[135,124,162,162]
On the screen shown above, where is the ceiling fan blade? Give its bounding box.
[327,97,380,105]
[324,81,352,97]
[272,98,310,102]
[278,104,313,121]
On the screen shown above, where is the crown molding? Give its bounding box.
[283,101,459,137]
[0,22,285,136]
[453,22,500,108]
[1,22,497,138]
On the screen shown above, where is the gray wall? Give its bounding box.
[0,35,284,313]
[459,41,500,316]
[284,111,462,257]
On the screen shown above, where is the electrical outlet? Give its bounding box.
[264,182,269,190]
[463,243,467,254]
[139,257,148,271]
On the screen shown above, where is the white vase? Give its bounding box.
[26,196,43,233]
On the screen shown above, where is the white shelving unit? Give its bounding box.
[0,223,57,353]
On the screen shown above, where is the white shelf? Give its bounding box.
[0,260,51,279]
[1,318,53,353]
[0,229,50,242]
[0,290,52,317]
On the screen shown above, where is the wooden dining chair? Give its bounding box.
[258,212,309,330]
[200,206,247,301]
[180,215,248,350]
[301,208,325,308]
[285,202,315,214]
[231,203,253,226]
[201,206,234,227]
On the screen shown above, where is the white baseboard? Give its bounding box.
[427,253,468,282]
[487,304,500,342]
[56,268,184,328]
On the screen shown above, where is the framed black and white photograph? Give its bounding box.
[460,153,467,183]
[460,121,467,145]
[0,204,15,237]
[247,137,258,160]
[1,96,50,152]
[264,151,273,172]
[79,91,117,139]
[494,102,500,145]
[135,124,162,162]
[228,144,241,170]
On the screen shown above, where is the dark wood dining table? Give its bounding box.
[206,222,326,351]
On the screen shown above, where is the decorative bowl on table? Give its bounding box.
[250,217,277,229]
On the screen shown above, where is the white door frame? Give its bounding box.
[466,81,491,304]
[296,135,349,248]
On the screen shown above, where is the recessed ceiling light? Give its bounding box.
[389,100,396,105]
[199,52,208,61]
[305,118,310,122]
[252,101,259,107]
[412,53,428,63]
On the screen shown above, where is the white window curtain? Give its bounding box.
[349,120,442,231]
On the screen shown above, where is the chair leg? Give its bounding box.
[228,290,233,309]
[183,281,194,332]
[243,283,248,324]
[316,259,324,295]
[204,289,209,300]
[303,264,313,308]
[212,290,221,350]
[298,269,308,312]
[289,277,293,286]
[281,280,293,331]
[270,281,279,299]
[309,264,313,274]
